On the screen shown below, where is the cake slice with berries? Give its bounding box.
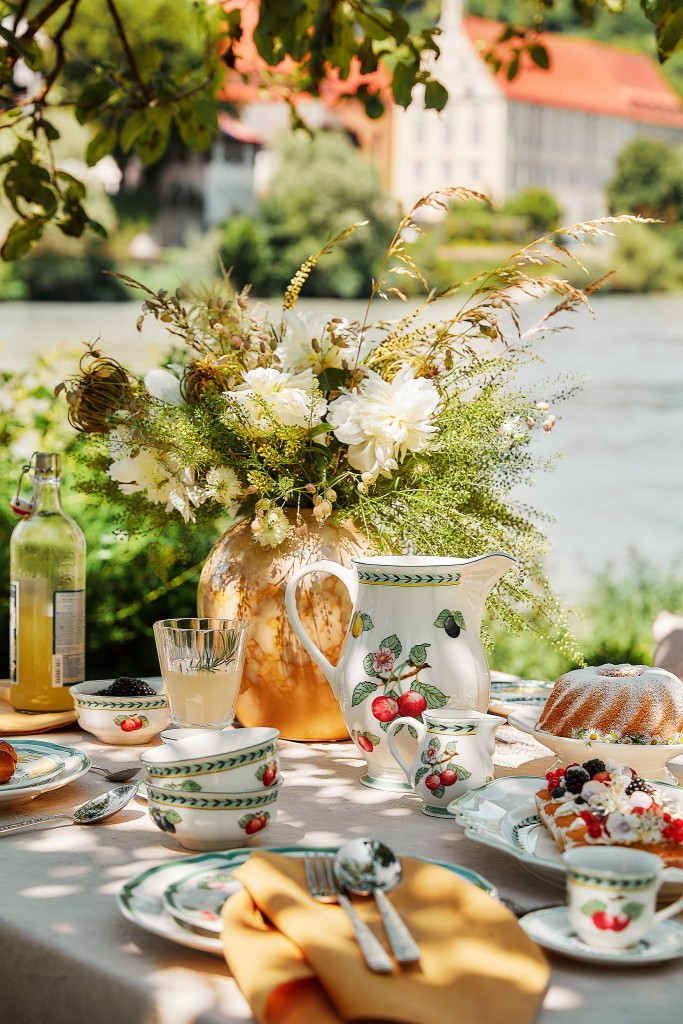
[534,758,683,867]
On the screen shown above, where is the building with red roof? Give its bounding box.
[164,1,683,237]
[390,3,683,222]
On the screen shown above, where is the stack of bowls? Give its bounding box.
[140,727,281,851]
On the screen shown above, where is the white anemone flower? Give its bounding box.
[230,367,327,431]
[144,369,186,406]
[276,309,373,374]
[107,438,206,523]
[327,365,440,477]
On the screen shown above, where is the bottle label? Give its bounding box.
[9,582,18,684]
[52,589,85,687]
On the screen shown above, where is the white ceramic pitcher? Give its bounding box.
[284,553,515,790]
[386,709,502,815]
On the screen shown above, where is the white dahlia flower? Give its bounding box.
[231,367,327,431]
[327,365,439,477]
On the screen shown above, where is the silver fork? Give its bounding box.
[304,851,394,973]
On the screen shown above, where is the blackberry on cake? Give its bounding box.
[95,677,157,697]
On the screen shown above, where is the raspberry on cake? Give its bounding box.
[535,663,683,745]
[535,757,683,867]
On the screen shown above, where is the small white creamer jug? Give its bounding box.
[386,708,502,815]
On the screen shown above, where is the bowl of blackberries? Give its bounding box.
[70,677,170,745]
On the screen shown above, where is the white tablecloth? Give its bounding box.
[1,724,682,1024]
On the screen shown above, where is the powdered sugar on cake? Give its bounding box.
[535,663,683,744]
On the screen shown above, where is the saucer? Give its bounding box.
[518,907,683,965]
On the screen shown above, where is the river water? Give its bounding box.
[1,293,682,600]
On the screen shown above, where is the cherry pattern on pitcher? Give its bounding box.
[350,622,448,745]
[415,736,472,800]
[239,811,270,835]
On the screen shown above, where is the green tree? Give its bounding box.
[221,132,398,298]
[503,186,562,234]
[607,137,683,222]
[2,1,682,261]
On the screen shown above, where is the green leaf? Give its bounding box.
[179,780,201,791]
[174,95,216,151]
[431,784,445,799]
[424,79,448,112]
[657,10,683,60]
[1,216,46,260]
[379,634,402,657]
[529,44,550,70]
[408,642,430,667]
[86,127,117,167]
[363,731,381,746]
[444,740,458,755]
[135,108,172,166]
[165,809,182,824]
[454,765,472,781]
[392,60,417,109]
[120,111,147,154]
[434,609,450,628]
[351,680,377,706]
[407,724,418,738]
[317,366,351,391]
[580,899,606,917]
[415,766,430,785]
[454,611,466,630]
[413,681,448,709]
[137,43,163,75]
[506,56,520,81]
[56,171,86,200]
[38,119,61,142]
[360,613,374,631]
[363,653,377,677]
[112,714,127,727]
[0,24,33,61]
[623,902,645,920]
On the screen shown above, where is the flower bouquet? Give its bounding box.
[58,187,629,685]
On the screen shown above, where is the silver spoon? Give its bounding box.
[335,838,421,964]
[90,763,141,783]
[0,785,138,835]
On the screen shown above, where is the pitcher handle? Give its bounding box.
[386,717,426,781]
[284,559,356,701]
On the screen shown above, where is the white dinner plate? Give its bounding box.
[118,846,499,956]
[0,740,91,807]
[518,907,683,966]
[507,707,683,784]
[2,746,65,790]
[448,776,683,897]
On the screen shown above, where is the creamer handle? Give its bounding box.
[284,560,356,701]
[386,716,425,781]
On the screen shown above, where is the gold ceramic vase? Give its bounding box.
[196,511,367,740]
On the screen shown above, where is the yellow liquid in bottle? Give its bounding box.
[11,579,76,713]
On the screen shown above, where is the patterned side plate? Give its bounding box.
[118,846,499,956]
[0,739,90,807]
[448,776,683,897]
[518,907,683,965]
[2,746,65,790]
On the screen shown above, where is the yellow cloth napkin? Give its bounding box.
[0,684,76,734]
[221,851,549,1024]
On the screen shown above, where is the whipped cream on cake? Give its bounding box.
[535,758,683,868]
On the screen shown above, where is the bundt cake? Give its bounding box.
[535,663,683,744]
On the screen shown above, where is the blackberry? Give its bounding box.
[550,786,566,799]
[95,676,157,697]
[564,766,590,794]
[582,758,606,778]
[625,777,653,796]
